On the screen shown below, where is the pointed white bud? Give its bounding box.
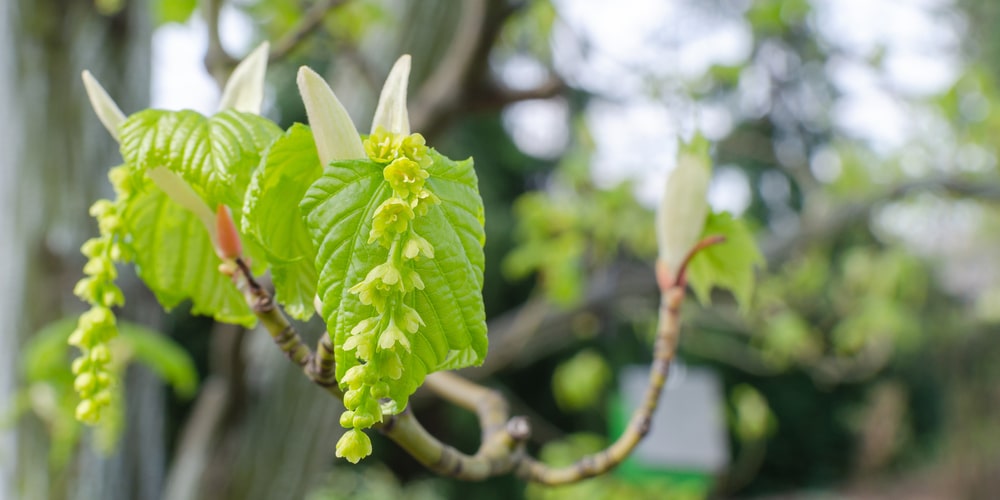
[371,55,412,135]
[218,42,270,114]
[656,138,712,277]
[82,71,126,141]
[296,66,367,165]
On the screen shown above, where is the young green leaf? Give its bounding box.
[118,109,281,209]
[685,211,764,312]
[242,124,323,320]
[117,322,199,398]
[124,184,256,327]
[301,149,487,412]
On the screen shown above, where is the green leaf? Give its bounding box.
[119,109,281,210]
[124,183,256,327]
[154,0,197,25]
[552,349,611,411]
[686,211,763,311]
[23,318,197,397]
[117,322,198,398]
[243,124,322,320]
[301,150,487,410]
[23,318,79,383]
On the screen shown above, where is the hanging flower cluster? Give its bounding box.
[70,166,134,424]
[335,128,440,463]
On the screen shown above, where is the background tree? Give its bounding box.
[7,0,1000,499]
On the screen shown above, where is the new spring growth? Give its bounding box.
[335,125,438,464]
[656,135,712,284]
[214,204,244,277]
[70,192,132,424]
[83,43,271,265]
[74,46,272,424]
[297,54,437,464]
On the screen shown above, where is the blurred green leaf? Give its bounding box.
[686,211,764,312]
[154,0,197,25]
[117,322,199,398]
[552,349,611,411]
[730,384,776,442]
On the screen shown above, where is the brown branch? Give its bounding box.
[203,0,236,88]
[410,0,488,133]
[229,239,696,484]
[230,252,687,483]
[269,0,351,63]
[204,0,350,86]
[375,372,531,481]
[376,408,528,480]
[231,258,342,398]
[674,234,727,287]
[516,285,685,484]
[465,76,567,113]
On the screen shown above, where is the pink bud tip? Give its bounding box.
[215,204,243,260]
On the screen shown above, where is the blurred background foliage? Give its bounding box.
[5,0,1000,498]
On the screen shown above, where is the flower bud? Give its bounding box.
[339,410,356,428]
[72,357,90,375]
[214,204,243,260]
[369,381,390,399]
[352,413,378,429]
[81,238,105,258]
[74,373,96,395]
[344,388,364,409]
[90,344,111,364]
[335,429,373,464]
[75,399,98,424]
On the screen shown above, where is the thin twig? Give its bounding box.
[410,0,488,132]
[231,237,707,484]
[269,0,351,62]
[674,234,727,287]
[515,284,685,484]
[231,257,342,398]
[203,0,235,87]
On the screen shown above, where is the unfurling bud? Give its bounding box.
[214,204,243,260]
[656,136,712,281]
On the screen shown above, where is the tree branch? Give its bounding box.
[516,285,685,484]
[231,258,342,398]
[269,0,351,63]
[229,242,692,485]
[203,0,235,88]
[204,0,351,86]
[465,75,567,113]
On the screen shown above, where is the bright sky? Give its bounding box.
[151,5,253,114]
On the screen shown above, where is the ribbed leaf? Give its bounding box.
[301,150,487,410]
[124,184,255,327]
[242,124,322,320]
[119,109,281,209]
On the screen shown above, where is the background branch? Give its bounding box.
[269,0,350,62]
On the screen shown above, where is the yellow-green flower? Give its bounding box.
[369,198,415,244]
[383,157,429,198]
[336,429,374,464]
